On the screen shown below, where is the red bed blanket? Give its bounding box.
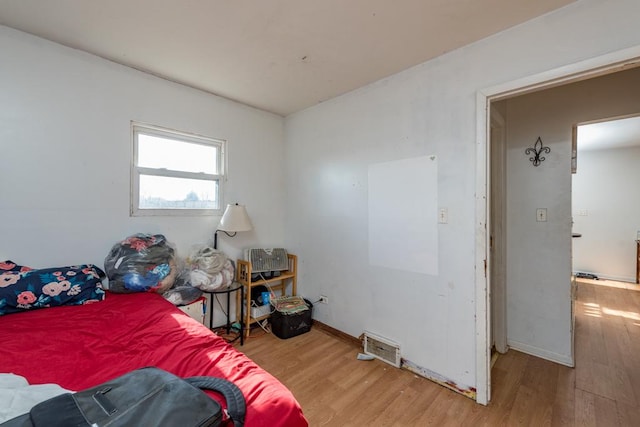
[0,291,308,427]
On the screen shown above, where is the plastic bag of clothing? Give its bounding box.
[161,259,203,305]
[185,245,235,292]
[104,234,177,293]
[162,285,203,305]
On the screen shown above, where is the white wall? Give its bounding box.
[285,0,640,393]
[573,145,640,282]
[0,26,287,324]
[504,67,640,364]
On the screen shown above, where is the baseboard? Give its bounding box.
[574,271,635,283]
[508,340,574,367]
[402,358,476,400]
[312,320,361,347]
[312,320,477,400]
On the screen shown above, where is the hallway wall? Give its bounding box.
[573,144,640,282]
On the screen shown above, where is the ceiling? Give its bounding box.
[0,0,575,116]
[577,116,640,152]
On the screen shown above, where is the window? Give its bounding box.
[131,122,225,216]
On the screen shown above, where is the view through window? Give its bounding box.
[131,123,225,215]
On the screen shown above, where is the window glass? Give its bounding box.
[138,134,218,174]
[131,122,224,216]
[139,175,219,209]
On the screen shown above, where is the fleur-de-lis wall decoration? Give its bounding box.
[525,137,550,167]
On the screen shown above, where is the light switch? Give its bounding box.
[439,208,448,224]
[536,208,547,222]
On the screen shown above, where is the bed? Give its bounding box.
[0,290,308,426]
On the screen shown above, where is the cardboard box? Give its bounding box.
[178,296,206,325]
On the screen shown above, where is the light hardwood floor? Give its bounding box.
[239,282,640,426]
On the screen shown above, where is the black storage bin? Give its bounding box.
[271,299,313,339]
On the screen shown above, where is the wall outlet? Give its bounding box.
[319,295,329,304]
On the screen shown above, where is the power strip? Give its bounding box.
[250,304,271,318]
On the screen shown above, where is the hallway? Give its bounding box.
[572,280,640,424]
[489,280,640,425]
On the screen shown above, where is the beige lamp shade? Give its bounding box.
[218,203,253,232]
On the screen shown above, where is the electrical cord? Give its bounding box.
[257,318,271,333]
[214,294,228,317]
[249,300,272,334]
[250,276,276,335]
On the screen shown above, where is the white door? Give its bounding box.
[490,108,508,354]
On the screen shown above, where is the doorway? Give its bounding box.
[477,49,640,405]
[572,115,640,284]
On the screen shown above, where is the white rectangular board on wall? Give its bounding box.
[368,155,438,275]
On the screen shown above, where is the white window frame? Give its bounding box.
[130,122,225,216]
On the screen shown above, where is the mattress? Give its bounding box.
[0,291,308,426]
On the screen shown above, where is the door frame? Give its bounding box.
[474,45,640,405]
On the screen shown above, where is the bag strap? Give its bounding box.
[185,377,246,427]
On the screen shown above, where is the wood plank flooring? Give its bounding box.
[239,281,640,426]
